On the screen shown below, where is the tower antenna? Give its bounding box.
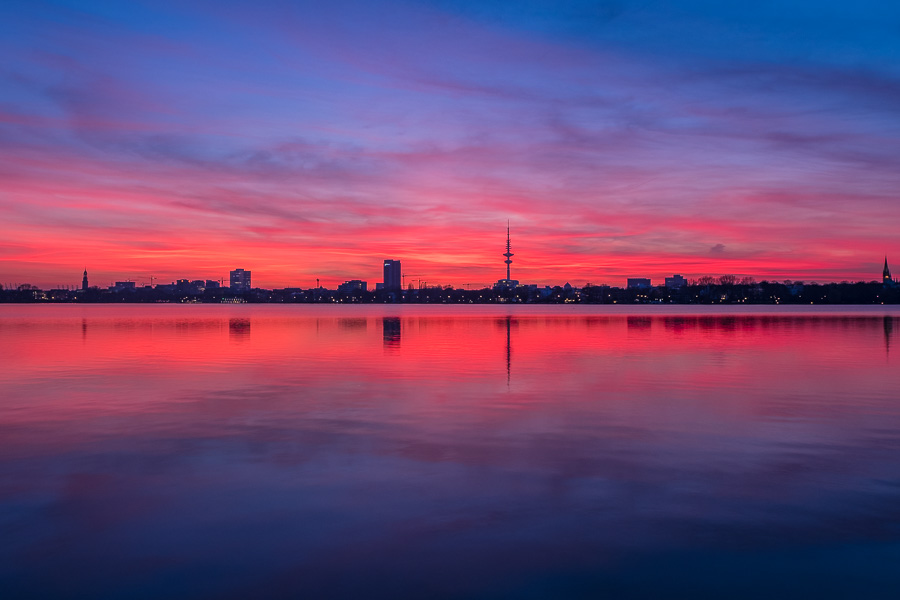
[503,220,514,282]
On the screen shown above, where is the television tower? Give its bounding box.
[503,222,513,281]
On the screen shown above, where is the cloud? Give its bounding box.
[1,0,899,287]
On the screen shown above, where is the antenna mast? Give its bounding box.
[503,221,514,281]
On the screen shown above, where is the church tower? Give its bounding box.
[82,269,89,291]
[884,257,893,287]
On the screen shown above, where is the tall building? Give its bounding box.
[337,280,367,293]
[383,260,401,291]
[82,269,88,291]
[493,223,519,289]
[230,268,251,292]
[665,274,686,289]
[627,278,652,289]
[884,257,893,287]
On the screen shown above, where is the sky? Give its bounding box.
[2,0,900,289]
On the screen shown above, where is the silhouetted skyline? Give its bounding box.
[6,249,897,299]
[2,2,900,288]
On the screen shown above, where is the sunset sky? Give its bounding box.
[2,0,900,289]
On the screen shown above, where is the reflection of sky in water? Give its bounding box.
[2,305,900,598]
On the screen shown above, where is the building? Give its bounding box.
[230,269,251,292]
[174,279,205,294]
[627,278,652,289]
[113,281,136,291]
[383,260,401,291]
[337,280,367,293]
[493,223,520,289]
[665,274,686,289]
[884,257,895,288]
[205,280,221,289]
[82,269,89,291]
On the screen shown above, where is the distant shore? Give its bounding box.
[3,280,899,305]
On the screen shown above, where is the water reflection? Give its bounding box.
[229,317,250,342]
[506,315,511,385]
[495,315,515,386]
[339,317,367,331]
[382,316,401,350]
[885,315,895,355]
[1,306,900,599]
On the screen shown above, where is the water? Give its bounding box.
[2,304,900,599]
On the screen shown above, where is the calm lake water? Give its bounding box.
[2,304,900,599]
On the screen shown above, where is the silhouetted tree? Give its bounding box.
[717,275,736,286]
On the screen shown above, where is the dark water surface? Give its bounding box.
[2,305,900,599]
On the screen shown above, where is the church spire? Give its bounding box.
[884,257,893,287]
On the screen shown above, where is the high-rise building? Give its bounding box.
[665,274,686,289]
[627,278,652,289]
[383,260,401,291]
[337,280,367,293]
[230,268,251,292]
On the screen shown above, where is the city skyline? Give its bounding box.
[2,1,900,288]
[6,250,898,294]
[6,237,900,292]
[5,223,900,292]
